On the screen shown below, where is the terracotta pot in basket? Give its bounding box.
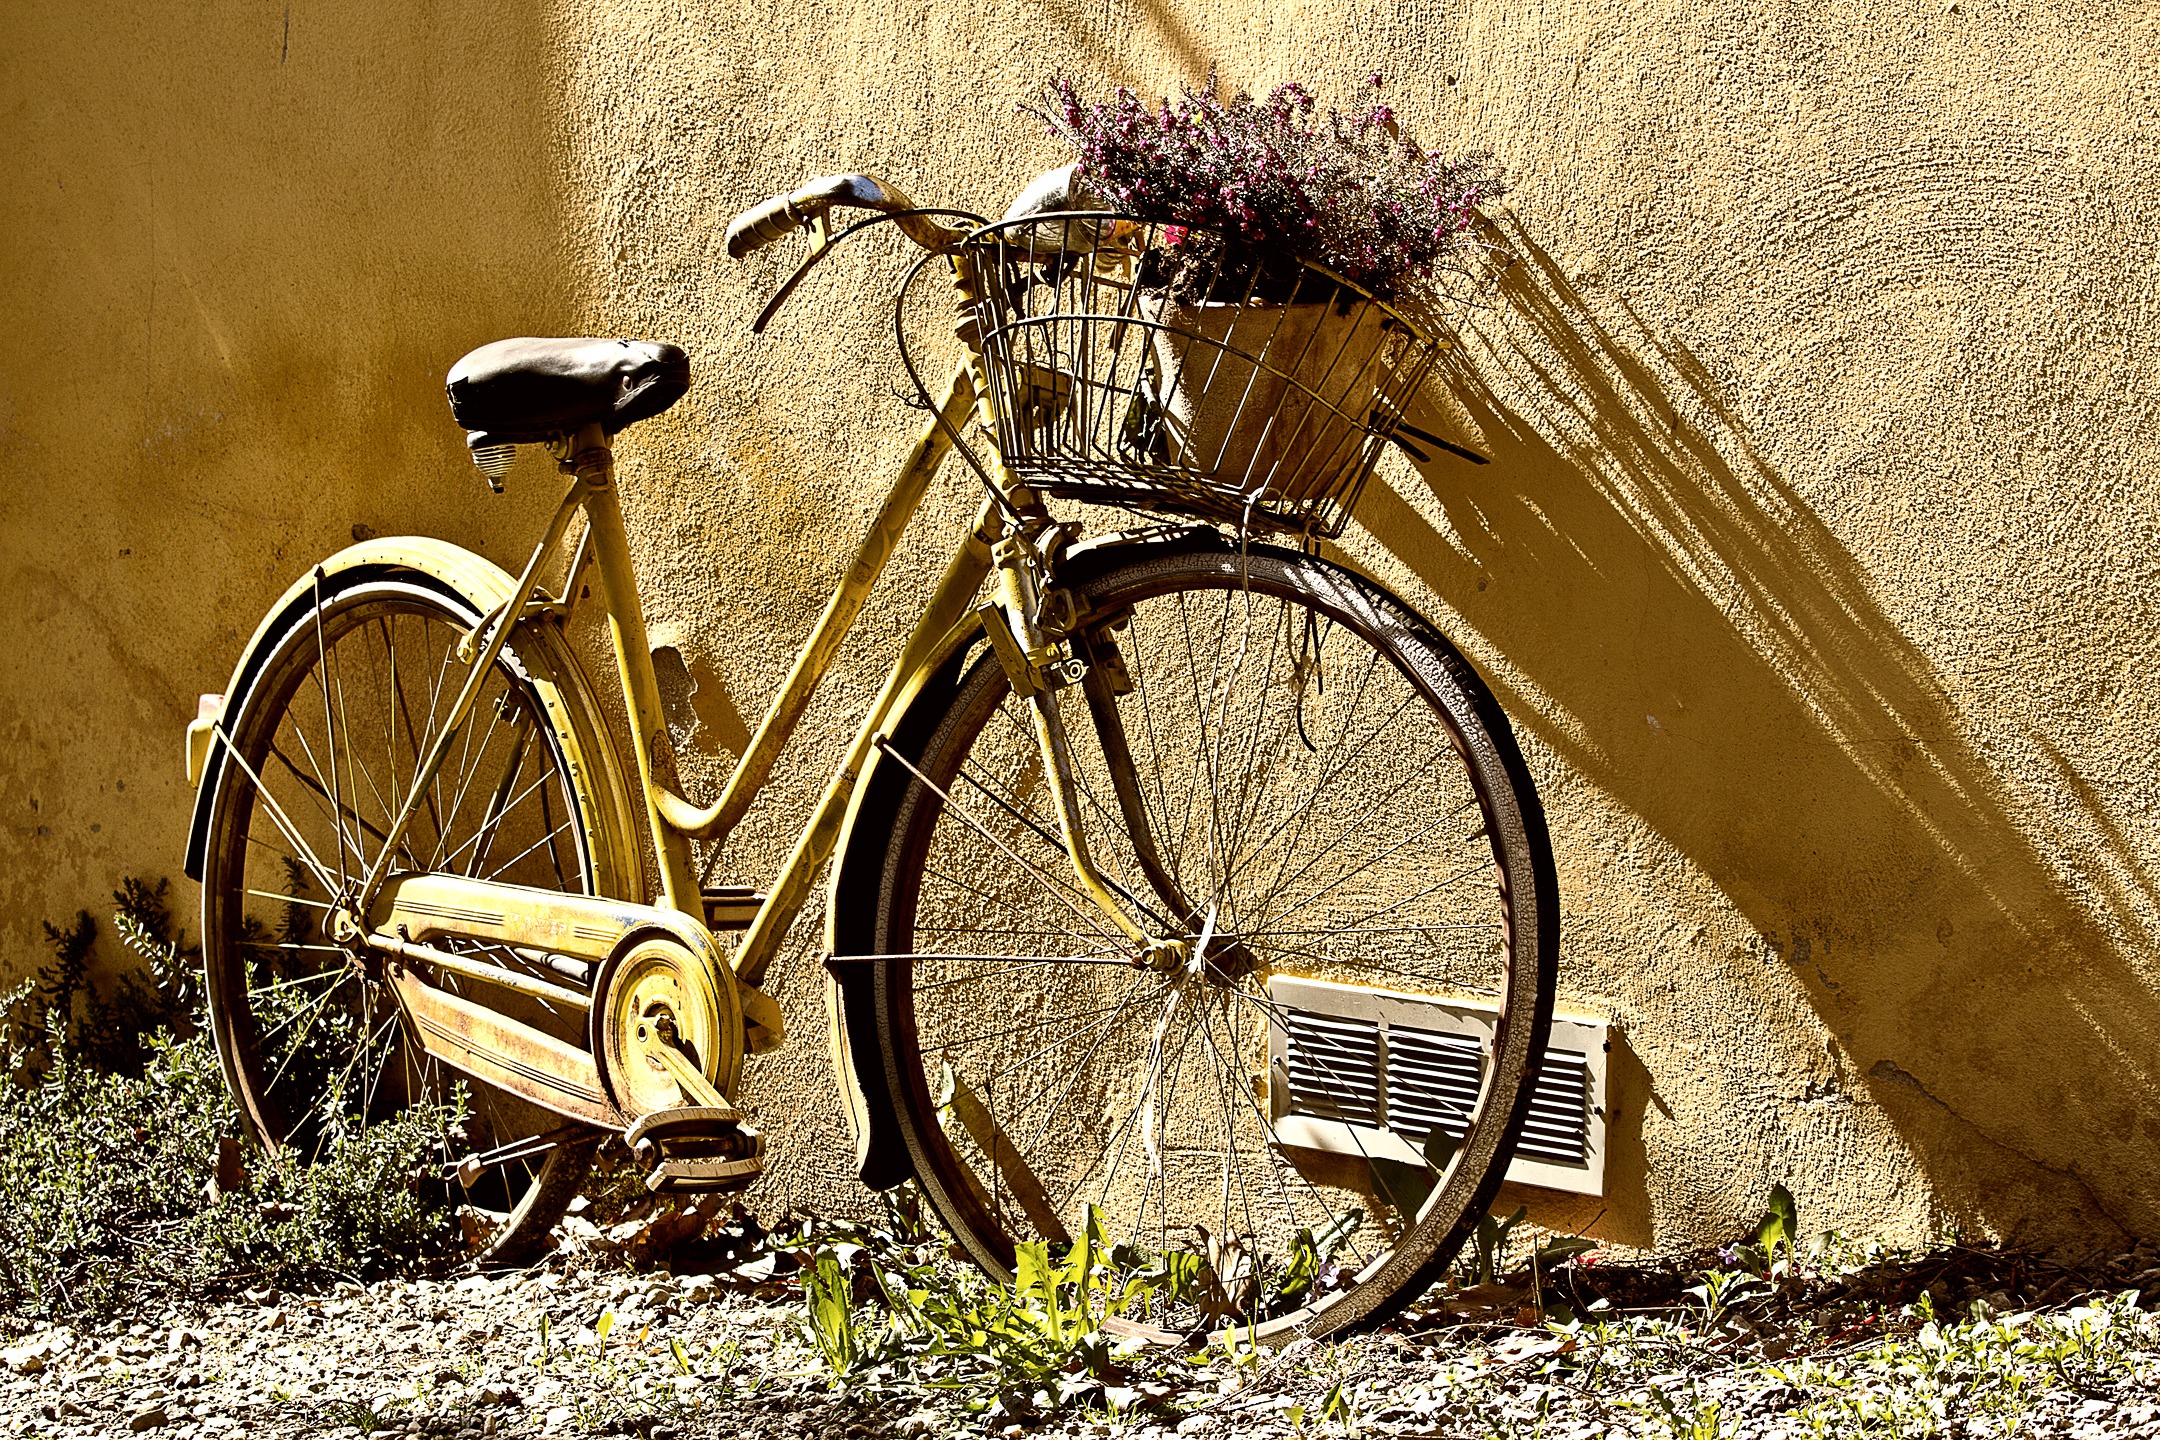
[1138,289,1398,512]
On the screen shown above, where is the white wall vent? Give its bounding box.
[1265,975,1609,1197]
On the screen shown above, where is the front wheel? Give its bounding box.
[866,541,1558,1343]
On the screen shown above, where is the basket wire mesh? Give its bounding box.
[968,214,1444,539]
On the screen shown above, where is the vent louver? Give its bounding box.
[1383,1025,1485,1148]
[1517,1048,1592,1164]
[1267,976,1608,1196]
[1280,1010,1382,1126]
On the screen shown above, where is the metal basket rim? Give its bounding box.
[962,210,1444,351]
[979,311,1433,434]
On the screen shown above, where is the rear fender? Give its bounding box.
[182,537,638,900]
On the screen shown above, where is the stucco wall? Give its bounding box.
[5,0,2155,1253]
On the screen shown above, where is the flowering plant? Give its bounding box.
[1032,71,1505,299]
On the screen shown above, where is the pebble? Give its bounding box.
[0,1245,2152,1440]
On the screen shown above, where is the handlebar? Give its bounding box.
[723,174,968,258]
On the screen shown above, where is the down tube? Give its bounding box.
[730,503,998,987]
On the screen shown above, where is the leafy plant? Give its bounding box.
[1466,1205,1528,1287]
[803,1248,866,1374]
[0,879,460,1317]
[766,1192,2153,1436]
[318,1397,405,1435]
[1685,1266,1768,1334]
[3,879,203,1083]
[1032,70,1505,297]
[1272,1207,1364,1310]
[1726,1183,1802,1278]
[786,1205,1188,1415]
[1319,1379,1358,1433]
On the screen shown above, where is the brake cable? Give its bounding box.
[750,206,987,334]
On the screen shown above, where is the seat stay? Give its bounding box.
[357,473,591,911]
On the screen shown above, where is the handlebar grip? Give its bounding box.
[725,191,817,259]
[726,174,967,267]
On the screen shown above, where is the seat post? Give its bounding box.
[568,424,701,916]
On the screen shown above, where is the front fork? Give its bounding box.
[984,527,1191,969]
[955,245,1190,968]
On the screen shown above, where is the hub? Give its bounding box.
[1139,905,1262,988]
[1200,937,1261,985]
[328,907,364,947]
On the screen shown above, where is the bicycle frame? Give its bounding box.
[186,174,1562,1315]
[367,288,1160,1042]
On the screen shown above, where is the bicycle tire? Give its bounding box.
[863,539,1558,1343]
[199,557,628,1266]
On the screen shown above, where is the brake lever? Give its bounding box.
[751,215,836,334]
[747,207,988,335]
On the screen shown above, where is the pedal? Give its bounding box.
[624,1105,765,1194]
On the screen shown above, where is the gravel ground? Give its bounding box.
[4,1227,2159,1440]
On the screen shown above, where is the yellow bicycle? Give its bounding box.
[181,169,1559,1343]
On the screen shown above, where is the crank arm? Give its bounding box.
[644,1027,731,1109]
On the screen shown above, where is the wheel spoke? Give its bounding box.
[883,740,1128,946]
[203,582,599,1264]
[881,550,1551,1339]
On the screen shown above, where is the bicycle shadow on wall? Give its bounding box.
[1353,221,2160,1250]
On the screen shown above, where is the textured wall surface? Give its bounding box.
[5,0,2155,1252]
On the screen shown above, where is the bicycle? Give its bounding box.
[181,167,1559,1345]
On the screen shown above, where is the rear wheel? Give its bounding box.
[199,562,621,1265]
[867,542,1558,1342]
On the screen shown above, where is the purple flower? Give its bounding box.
[1028,69,1505,296]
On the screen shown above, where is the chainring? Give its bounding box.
[591,932,730,1118]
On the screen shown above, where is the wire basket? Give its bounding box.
[968,214,1444,539]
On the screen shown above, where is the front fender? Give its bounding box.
[823,619,982,1190]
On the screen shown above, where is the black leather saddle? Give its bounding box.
[446,337,690,449]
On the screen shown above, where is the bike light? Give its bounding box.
[471,442,517,491]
